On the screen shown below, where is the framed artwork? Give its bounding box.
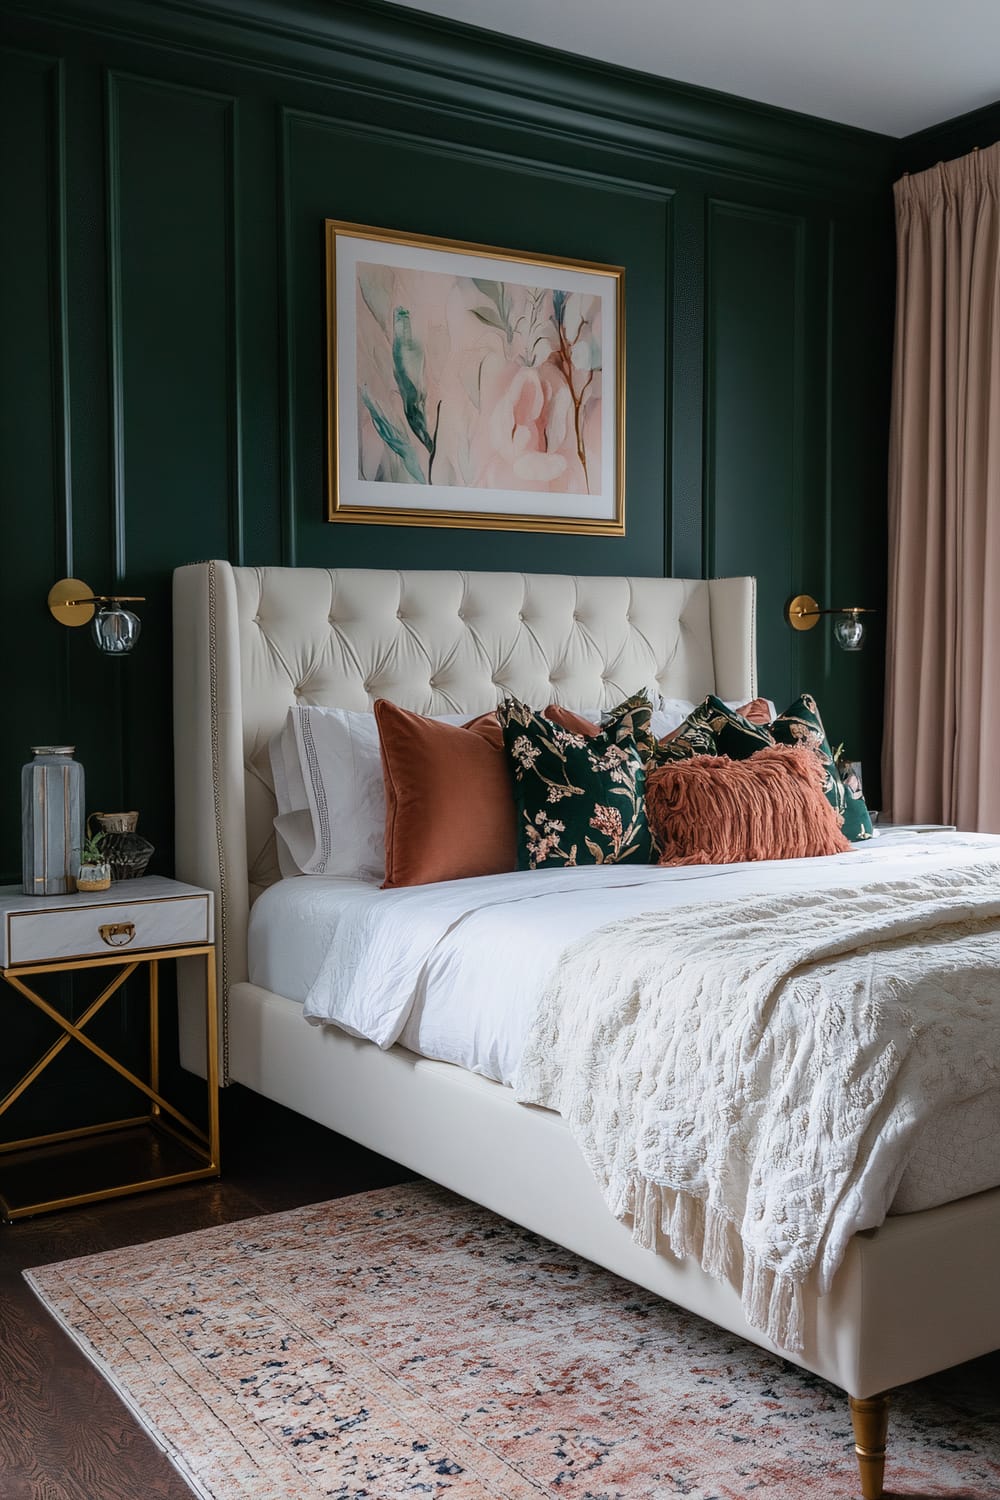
[325,221,624,534]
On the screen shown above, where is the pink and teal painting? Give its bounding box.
[356,264,603,495]
[328,224,623,531]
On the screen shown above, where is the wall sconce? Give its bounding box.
[784,594,874,652]
[48,578,145,656]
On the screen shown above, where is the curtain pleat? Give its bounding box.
[884,143,1000,831]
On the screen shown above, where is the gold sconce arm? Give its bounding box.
[47,578,145,628]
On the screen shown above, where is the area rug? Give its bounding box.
[25,1182,1000,1500]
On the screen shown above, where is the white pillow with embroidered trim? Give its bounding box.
[270,705,473,882]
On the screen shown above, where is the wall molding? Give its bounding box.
[105,69,241,577]
[7,0,898,198]
[702,198,806,578]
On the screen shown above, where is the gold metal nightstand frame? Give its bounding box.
[0,943,220,1220]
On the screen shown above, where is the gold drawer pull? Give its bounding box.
[99,921,136,947]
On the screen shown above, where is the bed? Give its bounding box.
[172,560,1000,1499]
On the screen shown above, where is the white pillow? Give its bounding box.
[270,705,472,881]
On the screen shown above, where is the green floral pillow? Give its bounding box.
[651,703,719,764]
[498,697,653,869]
[770,693,873,842]
[599,690,658,765]
[651,694,772,765]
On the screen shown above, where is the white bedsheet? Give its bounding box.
[247,830,1000,1214]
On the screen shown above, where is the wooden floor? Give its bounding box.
[0,1086,414,1500]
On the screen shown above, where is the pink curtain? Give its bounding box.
[884,143,1000,831]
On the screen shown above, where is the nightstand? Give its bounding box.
[0,875,220,1221]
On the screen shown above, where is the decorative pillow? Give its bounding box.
[651,694,771,765]
[646,744,854,866]
[269,703,475,881]
[546,692,658,760]
[736,698,775,726]
[498,698,653,869]
[652,702,720,764]
[770,693,874,842]
[544,705,602,737]
[599,690,658,764]
[375,702,518,888]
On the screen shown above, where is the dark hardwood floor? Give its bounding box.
[0,1086,414,1500]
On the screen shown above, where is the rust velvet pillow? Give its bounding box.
[645,744,853,866]
[543,705,602,737]
[737,698,774,726]
[375,701,517,888]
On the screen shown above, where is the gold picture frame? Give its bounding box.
[325,221,625,534]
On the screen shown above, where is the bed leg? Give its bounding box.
[849,1393,891,1499]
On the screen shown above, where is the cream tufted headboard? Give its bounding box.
[173,562,756,1068]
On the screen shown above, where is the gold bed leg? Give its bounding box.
[849,1393,891,1499]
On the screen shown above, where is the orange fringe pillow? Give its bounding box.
[646,744,853,866]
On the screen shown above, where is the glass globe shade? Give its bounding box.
[91,604,142,655]
[833,612,865,652]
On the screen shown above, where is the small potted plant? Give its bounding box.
[75,829,112,892]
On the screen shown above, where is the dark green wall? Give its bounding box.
[897,100,1000,175]
[1,0,898,903]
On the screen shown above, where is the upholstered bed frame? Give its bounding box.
[173,561,1000,1499]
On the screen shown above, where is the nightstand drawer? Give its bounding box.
[5,892,211,966]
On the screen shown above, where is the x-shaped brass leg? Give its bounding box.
[0,962,207,1147]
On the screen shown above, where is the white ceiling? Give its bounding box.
[389,0,1000,137]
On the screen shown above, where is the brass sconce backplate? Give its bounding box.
[785,593,820,631]
[47,578,96,627]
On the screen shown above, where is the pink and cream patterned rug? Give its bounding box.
[25,1182,1000,1499]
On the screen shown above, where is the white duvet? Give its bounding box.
[290,830,1000,1080]
[246,831,1000,1218]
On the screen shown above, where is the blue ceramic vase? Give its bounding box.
[21,746,85,896]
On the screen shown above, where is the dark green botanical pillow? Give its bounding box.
[599,690,658,765]
[498,697,653,869]
[650,694,772,766]
[650,702,720,765]
[696,695,775,761]
[770,693,873,842]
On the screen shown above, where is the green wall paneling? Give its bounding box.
[1,50,69,869]
[107,71,238,869]
[705,198,810,713]
[282,109,671,577]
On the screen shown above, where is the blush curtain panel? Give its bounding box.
[884,143,1000,832]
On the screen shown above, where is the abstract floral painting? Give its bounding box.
[326,222,624,532]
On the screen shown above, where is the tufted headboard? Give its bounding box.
[173,562,756,1065]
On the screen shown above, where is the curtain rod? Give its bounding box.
[901,144,980,178]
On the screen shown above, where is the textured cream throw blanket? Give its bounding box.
[514,860,1000,1351]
